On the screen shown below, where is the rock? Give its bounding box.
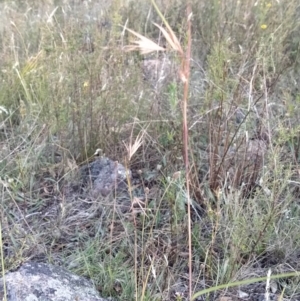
[0,261,108,301]
[142,55,174,90]
[80,157,131,197]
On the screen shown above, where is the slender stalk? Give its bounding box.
[182,2,192,298]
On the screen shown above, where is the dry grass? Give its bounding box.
[1,0,300,300]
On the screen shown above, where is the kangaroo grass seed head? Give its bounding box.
[123,27,166,54]
[123,21,183,56]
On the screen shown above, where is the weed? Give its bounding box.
[2,0,300,300]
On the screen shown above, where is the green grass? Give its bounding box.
[1,0,300,300]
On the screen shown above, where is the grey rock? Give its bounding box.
[0,261,108,301]
[142,56,174,91]
[80,157,131,197]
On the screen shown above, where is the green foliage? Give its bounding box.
[2,0,300,300]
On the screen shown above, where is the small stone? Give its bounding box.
[80,157,131,197]
[238,290,249,299]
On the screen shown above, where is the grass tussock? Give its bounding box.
[1,0,300,300]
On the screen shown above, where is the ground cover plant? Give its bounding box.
[1,0,300,300]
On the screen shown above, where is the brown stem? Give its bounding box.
[182,1,192,299]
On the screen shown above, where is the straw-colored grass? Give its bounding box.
[1,0,300,300]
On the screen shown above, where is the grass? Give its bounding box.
[1,0,300,300]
